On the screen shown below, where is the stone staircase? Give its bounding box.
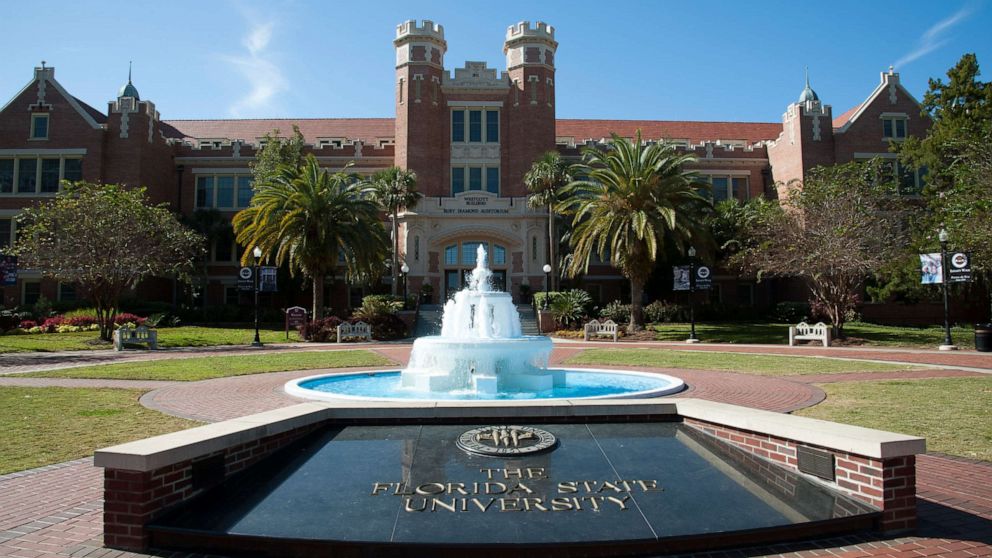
[516,304,541,336]
[412,304,443,337]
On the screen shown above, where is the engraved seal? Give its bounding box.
[456,426,557,456]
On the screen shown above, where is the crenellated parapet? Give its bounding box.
[395,19,447,70]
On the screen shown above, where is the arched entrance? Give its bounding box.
[443,240,508,299]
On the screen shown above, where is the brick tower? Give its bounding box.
[393,20,448,196]
[502,21,558,196]
[768,70,835,196]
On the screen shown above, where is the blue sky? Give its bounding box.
[2,0,990,122]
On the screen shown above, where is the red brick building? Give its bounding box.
[0,20,929,312]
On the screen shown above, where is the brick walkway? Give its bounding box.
[0,341,990,557]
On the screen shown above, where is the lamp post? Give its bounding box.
[687,246,699,344]
[401,263,410,310]
[542,264,552,310]
[251,246,263,348]
[938,229,957,351]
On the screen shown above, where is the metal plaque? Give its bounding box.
[457,425,557,457]
[797,445,835,481]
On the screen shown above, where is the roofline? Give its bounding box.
[0,70,103,130]
[834,75,923,134]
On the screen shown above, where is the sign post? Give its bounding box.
[238,266,254,291]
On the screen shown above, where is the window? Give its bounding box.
[486,111,499,142]
[451,108,499,144]
[23,281,41,306]
[214,237,234,262]
[445,242,508,267]
[451,166,499,195]
[414,236,420,261]
[468,167,482,191]
[485,167,499,194]
[17,159,36,193]
[40,159,60,193]
[444,245,458,265]
[0,160,12,193]
[63,159,82,182]
[452,110,465,142]
[705,175,748,202]
[195,174,252,208]
[468,110,482,142]
[492,245,506,265]
[882,116,907,139]
[0,157,83,195]
[0,218,12,249]
[58,283,76,303]
[451,167,465,195]
[30,114,49,140]
[462,242,484,265]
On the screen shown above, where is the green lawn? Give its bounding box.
[0,326,303,353]
[650,322,976,348]
[565,348,916,376]
[0,387,200,474]
[22,350,394,381]
[796,377,992,461]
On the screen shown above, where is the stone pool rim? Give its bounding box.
[282,367,687,402]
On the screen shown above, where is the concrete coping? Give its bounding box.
[94,398,924,472]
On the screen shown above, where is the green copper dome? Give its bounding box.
[118,62,139,100]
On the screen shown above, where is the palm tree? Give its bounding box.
[368,167,421,296]
[525,152,572,292]
[559,131,712,331]
[233,155,388,319]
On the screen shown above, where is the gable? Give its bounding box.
[0,68,105,148]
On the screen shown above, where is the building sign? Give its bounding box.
[285,306,307,338]
[442,208,510,215]
[238,266,254,291]
[695,266,712,291]
[0,255,16,286]
[948,252,972,283]
[673,266,690,291]
[259,266,278,292]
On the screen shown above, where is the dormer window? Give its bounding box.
[881,115,908,140]
[30,114,49,140]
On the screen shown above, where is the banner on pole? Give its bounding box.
[259,266,278,292]
[673,266,690,291]
[919,253,942,284]
[0,255,16,286]
[948,252,972,283]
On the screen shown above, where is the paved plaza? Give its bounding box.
[1,341,990,558]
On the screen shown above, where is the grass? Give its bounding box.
[22,350,394,381]
[796,377,992,461]
[650,322,976,348]
[565,348,916,376]
[0,325,303,354]
[0,387,200,474]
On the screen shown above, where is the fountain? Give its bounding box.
[286,245,684,400]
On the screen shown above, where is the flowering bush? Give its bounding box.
[18,312,146,334]
[18,319,38,329]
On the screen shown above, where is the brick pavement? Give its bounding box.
[0,341,990,557]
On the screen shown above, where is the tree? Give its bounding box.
[525,151,573,291]
[14,182,203,341]
[182,208,233,313]
[734,160,908,337]
[368,167,421,296]
[251,126,306,188]
[558,132,711,331]
[233,155,388,320]
[896,54,992,319]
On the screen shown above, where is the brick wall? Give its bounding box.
[102,423,320,551]
[684,417,917,532]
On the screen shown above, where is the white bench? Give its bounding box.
[788,321,831,347]
[584,319,619,342]
[114,325,158,351]
[337,321,372,343]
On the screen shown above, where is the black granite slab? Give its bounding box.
[149,422,879,556]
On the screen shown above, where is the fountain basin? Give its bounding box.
[285,368,685,401]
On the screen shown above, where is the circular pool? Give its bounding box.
[285,368,685,401]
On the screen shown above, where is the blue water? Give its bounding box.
[296,370,682,400]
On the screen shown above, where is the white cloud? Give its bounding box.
[222,19,288,117]
[893,6,974,69]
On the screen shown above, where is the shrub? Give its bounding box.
[353,295,403,322]
[1,310,28,332]
[599,301,631,324]
[532,291,562,312]
[363,313,408,340]
[299,316,344,342]
[146,312,181,328]
[32,296,54,320]
[18,319,38,330]
[550,289,592,328]
[771,302,811,323]
[113,313,147,326]
[644,300,689,323]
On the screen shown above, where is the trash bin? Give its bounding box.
[977,323,992,352]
